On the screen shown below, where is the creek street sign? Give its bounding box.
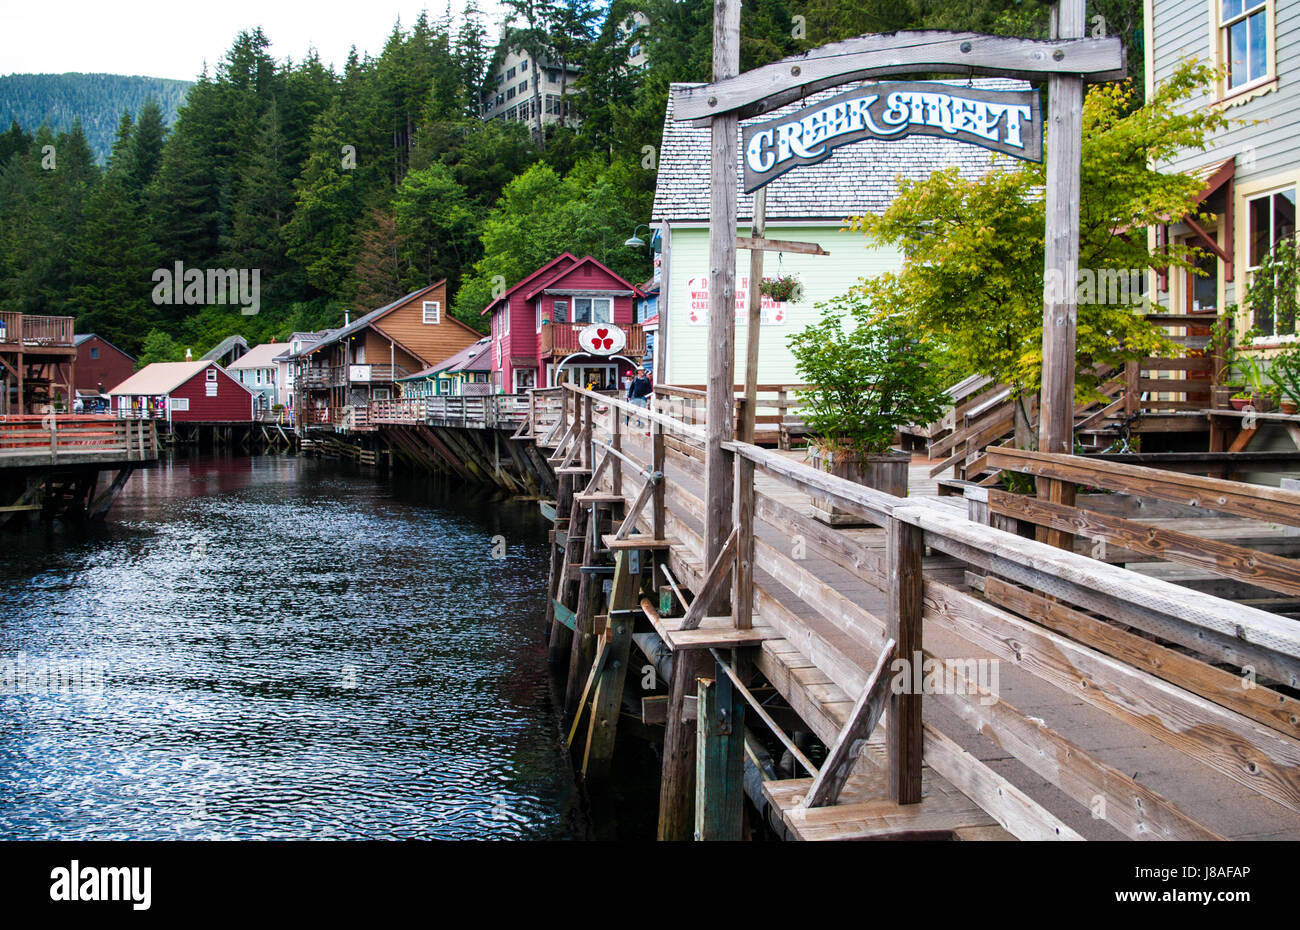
[742,81,1042,193]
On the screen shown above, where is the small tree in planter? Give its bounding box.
[788,289,949,522]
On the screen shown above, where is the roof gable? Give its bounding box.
[480,252,580,316]
[522,255,644,300]
[108,361,215,395]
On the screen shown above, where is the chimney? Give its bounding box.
[185,348,192,361]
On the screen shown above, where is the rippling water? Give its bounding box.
[0,454,578,840]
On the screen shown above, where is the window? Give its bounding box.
[506,65,517,79]
[255,370,262,385]
[506,87,516,100]
[423,301,441,324]
[572,297,612,324]
[518,80,528,94]
[553,300,568,323]
[519,59,528,71]
[206,368,217,381]
[90,346,99,359]
[170,397,189,412]
[1220,0,1269,91]
[1247,187,1297,337]
[502,304,510,335]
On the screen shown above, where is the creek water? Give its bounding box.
[0,454,590,840]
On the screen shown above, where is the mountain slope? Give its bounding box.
[0,72,192,162]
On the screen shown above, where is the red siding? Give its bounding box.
[76,337,135,393]
[168,364,254,422]
[491,255,639,389]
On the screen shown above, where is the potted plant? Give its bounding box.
[1270,346,1300,415]
[788,290,949,524]
[1236,352,1277,412]
[760,274,802,303]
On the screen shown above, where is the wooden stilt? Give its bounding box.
[582,549,640,781]
[695,665,746,840]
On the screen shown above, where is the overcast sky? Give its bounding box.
[1,0,508,82]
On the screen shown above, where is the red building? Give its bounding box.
[107,361,255,423]
[481,253,647,392]
[74,334,135,395]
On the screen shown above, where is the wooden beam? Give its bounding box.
[740,188,767,445]
[735,234,828,256]
[670,32,1127,121]
[695,671,746,840]
[733,455,755,630]
[802,639,896,808]
[583,551,640,781]
[1037,0,1085,459]
[887,516,924,804]
[989,489,1300,598]
[677,527,739,631]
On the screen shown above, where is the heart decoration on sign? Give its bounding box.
[578,322,627,355]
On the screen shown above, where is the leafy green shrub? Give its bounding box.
[788,288,949,456]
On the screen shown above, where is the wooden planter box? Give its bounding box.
[806,444,910,525]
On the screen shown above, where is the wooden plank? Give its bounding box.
[802,639,896,808]
[670,32,1126,121]
[922,724,1084,840]
[901,502,1300,686]
[923,579,1300,813]
[887,516,924,804]
[664,626,779,650]
[931,653,1222,840]
[989,489,1300,598]
[987,448,1300,527]
[735,235,827,256]
[984,577,1300,740]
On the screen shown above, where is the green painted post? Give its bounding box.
[695,662,746,840]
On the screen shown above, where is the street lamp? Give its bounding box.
[625,224,651,249]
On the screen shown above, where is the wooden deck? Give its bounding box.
[531,386,1300,842]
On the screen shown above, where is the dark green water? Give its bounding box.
[0,454,582,840]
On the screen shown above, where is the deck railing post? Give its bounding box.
[611,401,623,497]
[886,513,924,804]
[733,451,754,630]
[583,394,593,470]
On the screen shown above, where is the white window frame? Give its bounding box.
[423,300,441,324]
[1245,183,1298,341]
[572,297,613,324]
[206,368,217,382]
[1211,0,1276,101]
[170,397,190,412]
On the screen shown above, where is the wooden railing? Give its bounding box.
[365,394,533,429]
[540,322,647,357]
[298,367,343,389]
[537,384,1300,840]
[0,312,75,348]
[0,415,157,463]
[654,383,807,447]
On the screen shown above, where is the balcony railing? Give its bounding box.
[540,322,646,358]
[0,312,75,348]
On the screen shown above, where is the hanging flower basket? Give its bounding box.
[760,274,802,303]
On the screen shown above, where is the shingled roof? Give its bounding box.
[652,78,1030,224]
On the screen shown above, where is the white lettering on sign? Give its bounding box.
[742,81,1041,193]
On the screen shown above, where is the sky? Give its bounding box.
[1,0,508,82]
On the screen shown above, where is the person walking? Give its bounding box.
[626,365,653,432]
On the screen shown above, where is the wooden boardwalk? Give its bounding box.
[531,385,1300,841]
